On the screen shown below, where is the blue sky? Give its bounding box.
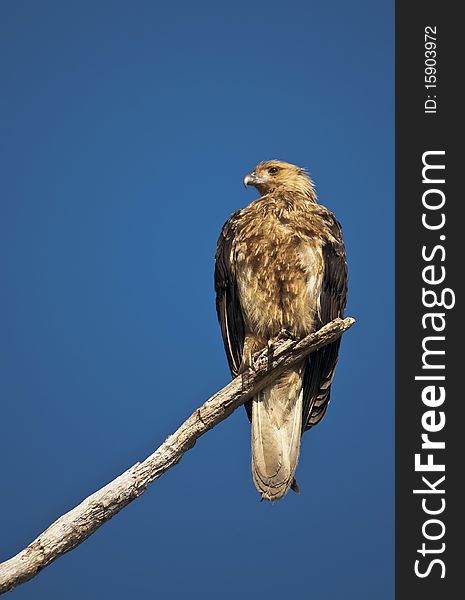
[0,1,394,598]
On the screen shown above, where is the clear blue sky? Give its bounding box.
[0,1,394,598]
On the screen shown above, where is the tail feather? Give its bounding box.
[251,366,303,501]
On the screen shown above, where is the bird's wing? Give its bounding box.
[214,211,245,378]
[302,213,348,431]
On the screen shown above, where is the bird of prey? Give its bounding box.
[214,160,348,501]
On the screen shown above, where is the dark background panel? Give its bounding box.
[396,2,460,597]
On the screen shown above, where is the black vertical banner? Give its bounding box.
[396,2,461,599]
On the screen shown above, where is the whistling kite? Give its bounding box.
[214,160,348,501]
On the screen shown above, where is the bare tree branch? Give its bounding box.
[0,317,354,594]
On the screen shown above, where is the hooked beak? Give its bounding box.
[243,171,260,188]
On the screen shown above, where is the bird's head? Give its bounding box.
[243,160,316,199]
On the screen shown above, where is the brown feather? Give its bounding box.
[214,160,348,500]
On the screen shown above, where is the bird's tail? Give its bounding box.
[251,365,303,501]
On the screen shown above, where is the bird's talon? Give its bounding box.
[277,328,295,341]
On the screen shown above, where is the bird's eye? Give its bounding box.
[268,166,279,175]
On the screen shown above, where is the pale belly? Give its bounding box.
[236,232,324,343]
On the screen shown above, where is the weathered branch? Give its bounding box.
[0,317,354,594]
